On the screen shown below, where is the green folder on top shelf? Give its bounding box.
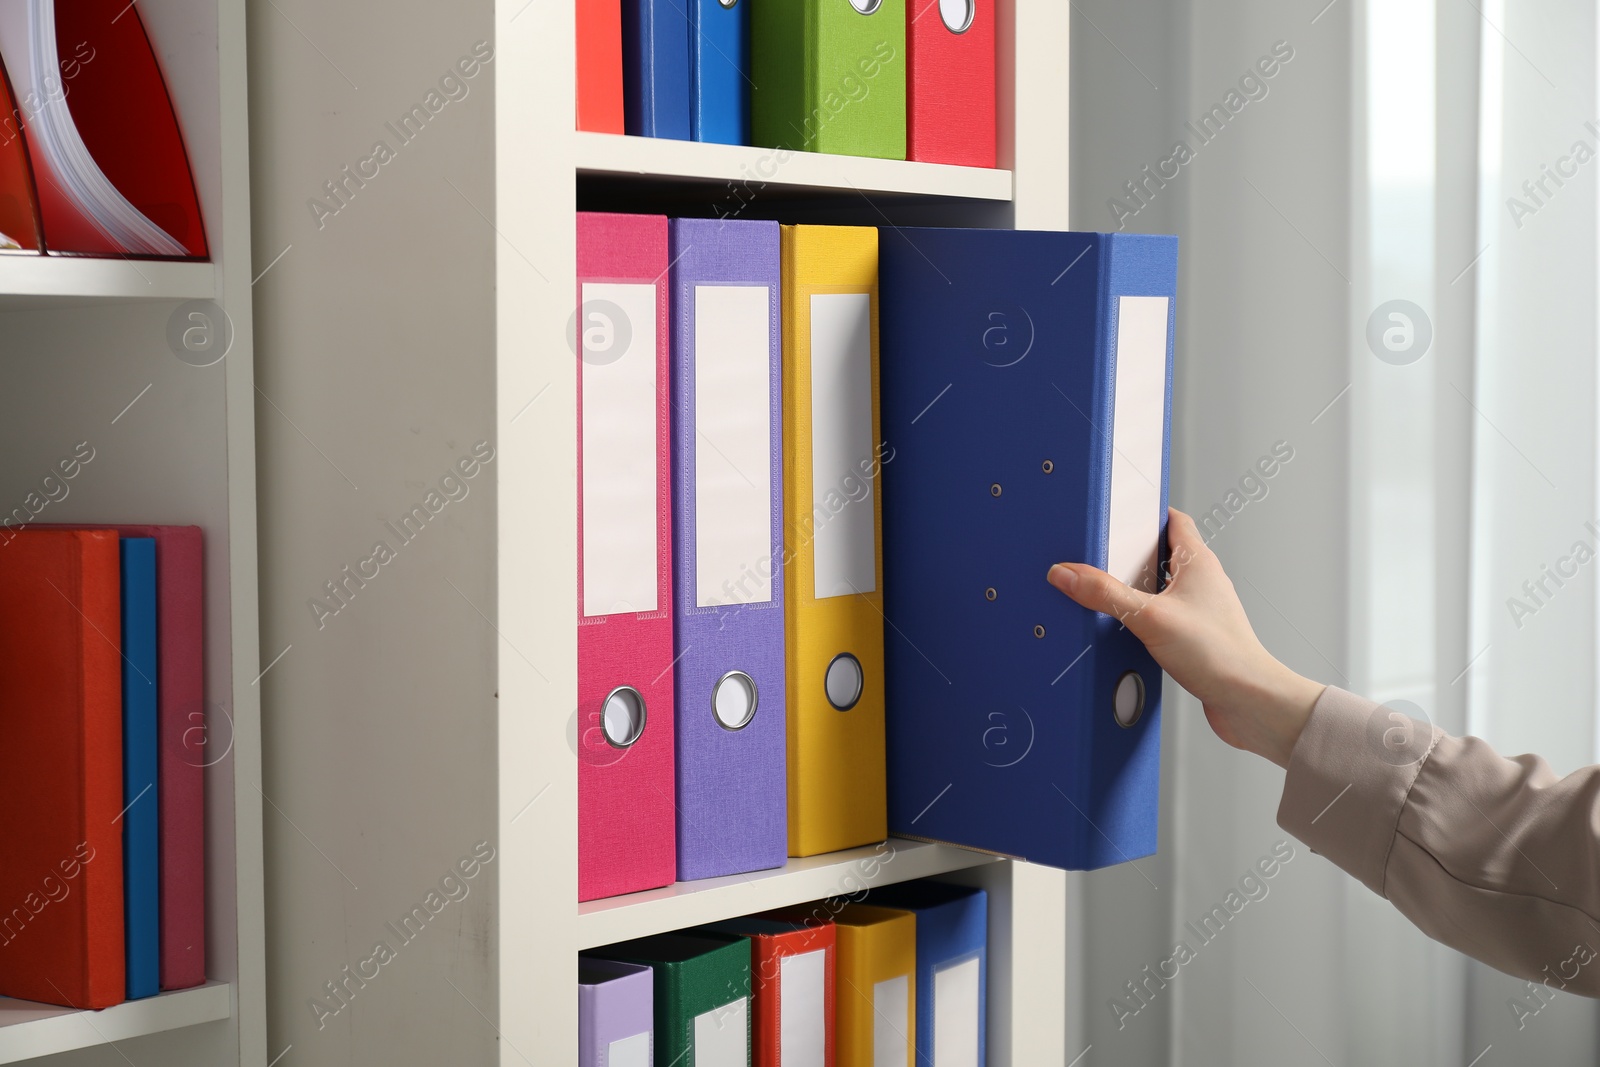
[591,933,752,1067]
[751,0,906,159]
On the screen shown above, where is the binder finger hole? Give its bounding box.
[939,0,975,32]
[1041,459,1054,473]
[712,671,758,730]
[1114,672,1145,728]
[848,0,883,12]
[601,686,647,747]
[825,653,864,711]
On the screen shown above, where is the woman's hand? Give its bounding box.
[1046,507,1325,769]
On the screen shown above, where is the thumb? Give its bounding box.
[1047,562,1157,633]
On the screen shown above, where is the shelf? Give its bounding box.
[577,838,999,950]
[0,256,215,311]
[575,131,1014,202]
[0,981,231,1064]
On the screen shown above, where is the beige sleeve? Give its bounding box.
[1277,686,1600,996]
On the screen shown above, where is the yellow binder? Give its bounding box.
[781,224,888,857]
[833,903,915,1067]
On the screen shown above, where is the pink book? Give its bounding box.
[576,212,677,900]
[34,524,205,988]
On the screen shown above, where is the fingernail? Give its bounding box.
[1048,563,1076,592]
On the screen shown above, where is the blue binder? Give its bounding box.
[688,0,749,144]
[621,0,692,139]
[879,228,1177,870]
[120,537,160,999]
[870,882,987,1067]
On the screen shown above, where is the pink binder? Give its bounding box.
[577,212,676,900]
[36,524,206,988]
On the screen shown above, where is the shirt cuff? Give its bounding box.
[1276,685,1441,897]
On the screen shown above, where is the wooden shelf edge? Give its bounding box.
[576,838,1001,950]
[0,981,232,1064]
[0,258,216,310]
[574,131,1015,202]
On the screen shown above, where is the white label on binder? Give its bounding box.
[1107,296,1169,593]
[582,283,660,617]
[810,293,877,600]
[607,1031,651,1067]
[933,956,981,1067]
[873,974,910,1066]
[695,285,774,608]
[693,996,748,1067]
[780,948,828,1067]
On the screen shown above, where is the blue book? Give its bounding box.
[878,229,1177,869]
[870,883,987,1067]
[120,537,160,999]
[689,0,749,144]
[621,0,692,139]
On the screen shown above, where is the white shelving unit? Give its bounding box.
[497,2,1075,1064]
[0,0,264,1064]
[0,258,216,311]
[575,129,1016,201]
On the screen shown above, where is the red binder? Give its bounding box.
[711,916,837,1067]
[577,0,625,133]
[0,53,42,251]
[576,212,676,901]
[0,530,125,1009]
[0,0,207,257]
[38,524,207,990]
[906,0,997,167]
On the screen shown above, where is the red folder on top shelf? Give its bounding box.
[0,0,207,257]
[38,523,207,991]
[0,54,42,251]
[577,0,625,133]
[906,0,996,167]
[576,212,676,901]
[0,529,125,1009]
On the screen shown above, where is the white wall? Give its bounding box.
[247,3,500,1064]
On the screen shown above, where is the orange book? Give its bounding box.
[577,0,625,132]
[0,530,125,1008]
[0,52,42,251]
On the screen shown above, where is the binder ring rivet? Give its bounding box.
[1041,460,1054,473]
[825,652,864,711]
[1033,624,1046,638]
[939,0,976,33]
[600,686,647,748]
[711,671,758,730]
[1114,672,1146,728]
[847,0,883,12]
[990,483,1002,497]
[719,0,737,7]
[985,587,997,601]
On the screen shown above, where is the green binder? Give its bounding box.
[751,0,906,159]
[596,933,752,1067]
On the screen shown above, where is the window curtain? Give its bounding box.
[1069,0,1600,1063]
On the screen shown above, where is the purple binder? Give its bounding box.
[579,959,654,1067]
[669,217,788,881]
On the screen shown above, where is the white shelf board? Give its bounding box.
[574,130,1014,201]
[577,838,1000,950]
[0,256,215,310]
[0,981,231,1064]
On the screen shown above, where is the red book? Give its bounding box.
[576,212,676,900]
[577,0,625,133]
[0,530,125,1009]
[37,525,206,990]
[0,52,42,251]
[906,0,997,167]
